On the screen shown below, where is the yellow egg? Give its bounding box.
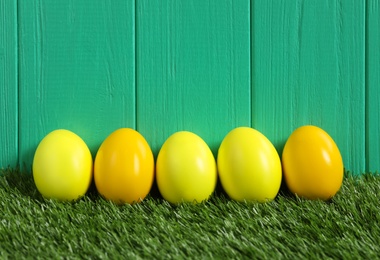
[156,131,217,204]
[217,127,282,202]
[94,128,154,204]
[282,125,344,200]
[33,129,93,201]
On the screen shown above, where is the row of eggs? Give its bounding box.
[32,126,344,204]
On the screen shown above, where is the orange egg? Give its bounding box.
[94,128,154,204]
[282,125,344,200]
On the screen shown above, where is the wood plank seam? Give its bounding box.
[365,0,369,173]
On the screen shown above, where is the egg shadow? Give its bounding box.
[213,176,228,198]
[84,177,103,202]
[149,177,163,200]
[277,176,294,199]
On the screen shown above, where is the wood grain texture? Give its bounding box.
[18,0,135,169]
[0,1,18,168]
[367,0,380,172]
[136,0,251,155]
[252,0,365,174]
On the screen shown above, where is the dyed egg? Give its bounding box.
[217,127,282,202]
[33,129,93,201]
[156,131,217,204]
[282,125,344,200]
[94,128,154,204]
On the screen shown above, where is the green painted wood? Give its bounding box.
[0,1,18,168]
[18,0,135,169]
[136,0,251,156]
[252,0,365,174]
[367,0,380,173]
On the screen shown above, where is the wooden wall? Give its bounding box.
[368,0,380,173]
[1,0,379,175]
[1,1,18,168]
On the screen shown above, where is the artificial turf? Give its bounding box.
[0,168,379,259]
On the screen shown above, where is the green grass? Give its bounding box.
[0,168,379,259]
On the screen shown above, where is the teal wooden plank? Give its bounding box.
[136,0,251,156]
[0,1,18,168]
[252,0,365,174]
[18,0,135,169]
[367,0,380,173]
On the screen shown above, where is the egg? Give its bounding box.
[94,128,154,204]
[282,125,344,200]
[33,129,93,201]
[217,127,282,202]
[156,131,217,204]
